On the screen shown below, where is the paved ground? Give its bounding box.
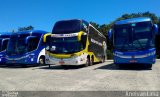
[0,60,160,91]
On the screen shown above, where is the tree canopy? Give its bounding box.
[18,25,34,32]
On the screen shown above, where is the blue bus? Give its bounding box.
[0,32,11,64]
[108,17,158,68]
[6,30,49,67]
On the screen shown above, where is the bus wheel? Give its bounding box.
[102,56,105,63]
[21,64,27,68]
[90,56,94,66]
[39,57,45,65]
[61,65,68,69]
[117,64,123,68]
[85,57,90,67]
[146,64,152,69]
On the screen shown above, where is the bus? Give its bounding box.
[44,19,107,67]
[0,32,11,64]
[6,30,49,67]
[108,17,159,68]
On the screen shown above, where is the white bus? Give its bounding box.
[44,19,107,67]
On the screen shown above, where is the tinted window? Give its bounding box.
[7,34,28,55]
[48,37,84,54]
[114,21,153,51]
[1,39,9,51]
[27,37,40,52]
[52,20,81,34]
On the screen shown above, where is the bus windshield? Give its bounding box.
[7,34,27,55]
[47,37,85,54]
[52,20,81,34]
[0,39,3,52]
[0,39,9,52]
[114,21,153,51]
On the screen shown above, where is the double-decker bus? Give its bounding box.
[44,19,107,67]
[0,32,11,64]
[108,17,158,68]
[6,30,49,67]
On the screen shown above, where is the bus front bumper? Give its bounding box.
[46,56,86,66]
[6,56,37,65]
[0,57,6,64]
[114,55,156,65]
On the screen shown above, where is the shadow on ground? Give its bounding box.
[0,64,46,69]
[95,63,152,71]
[38,65,84,70]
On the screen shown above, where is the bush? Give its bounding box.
[156,55,160,59]
[107,50,113,59]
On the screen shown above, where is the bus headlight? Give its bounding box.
[144,51,155,57]
[146,53,151,57]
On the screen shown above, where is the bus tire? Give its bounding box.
[85,57,90,67]
[102,56,105,63]
[61,65,68,69]
[90,56,94,66]
[116,64,123,68]
[39,56,45,65]
[21,64,27,68]
[49,64,51,68]
[147,64,152,69]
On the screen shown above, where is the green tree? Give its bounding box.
[18,25,34,31]
[98,24,108,36]
[115,11,159,24]
[90,22,99,29]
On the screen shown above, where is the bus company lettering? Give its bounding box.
[51,33,78,38]
[91,38,102,46]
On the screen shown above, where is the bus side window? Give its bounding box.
[2,39,9,51]
[28,37,39,52]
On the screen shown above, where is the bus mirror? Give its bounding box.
[43,33,51,42]
[154,24,158,35]
[108,29,112,40]
[78,31,84,41]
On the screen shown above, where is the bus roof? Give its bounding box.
[53,19,89,28]
[55,19,89,24]
[12,30,48,35]
[0,32,11,38]
[0,32,11,35]
[115,17,151,25]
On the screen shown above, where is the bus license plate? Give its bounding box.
[130,60,137,63]
[12,61,16,63]
[59,60,65,65]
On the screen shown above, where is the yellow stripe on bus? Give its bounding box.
[43,33,51,42]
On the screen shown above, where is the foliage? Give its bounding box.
[115,11,159,24]
[107,50,113,59]
[18,25,34,32]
